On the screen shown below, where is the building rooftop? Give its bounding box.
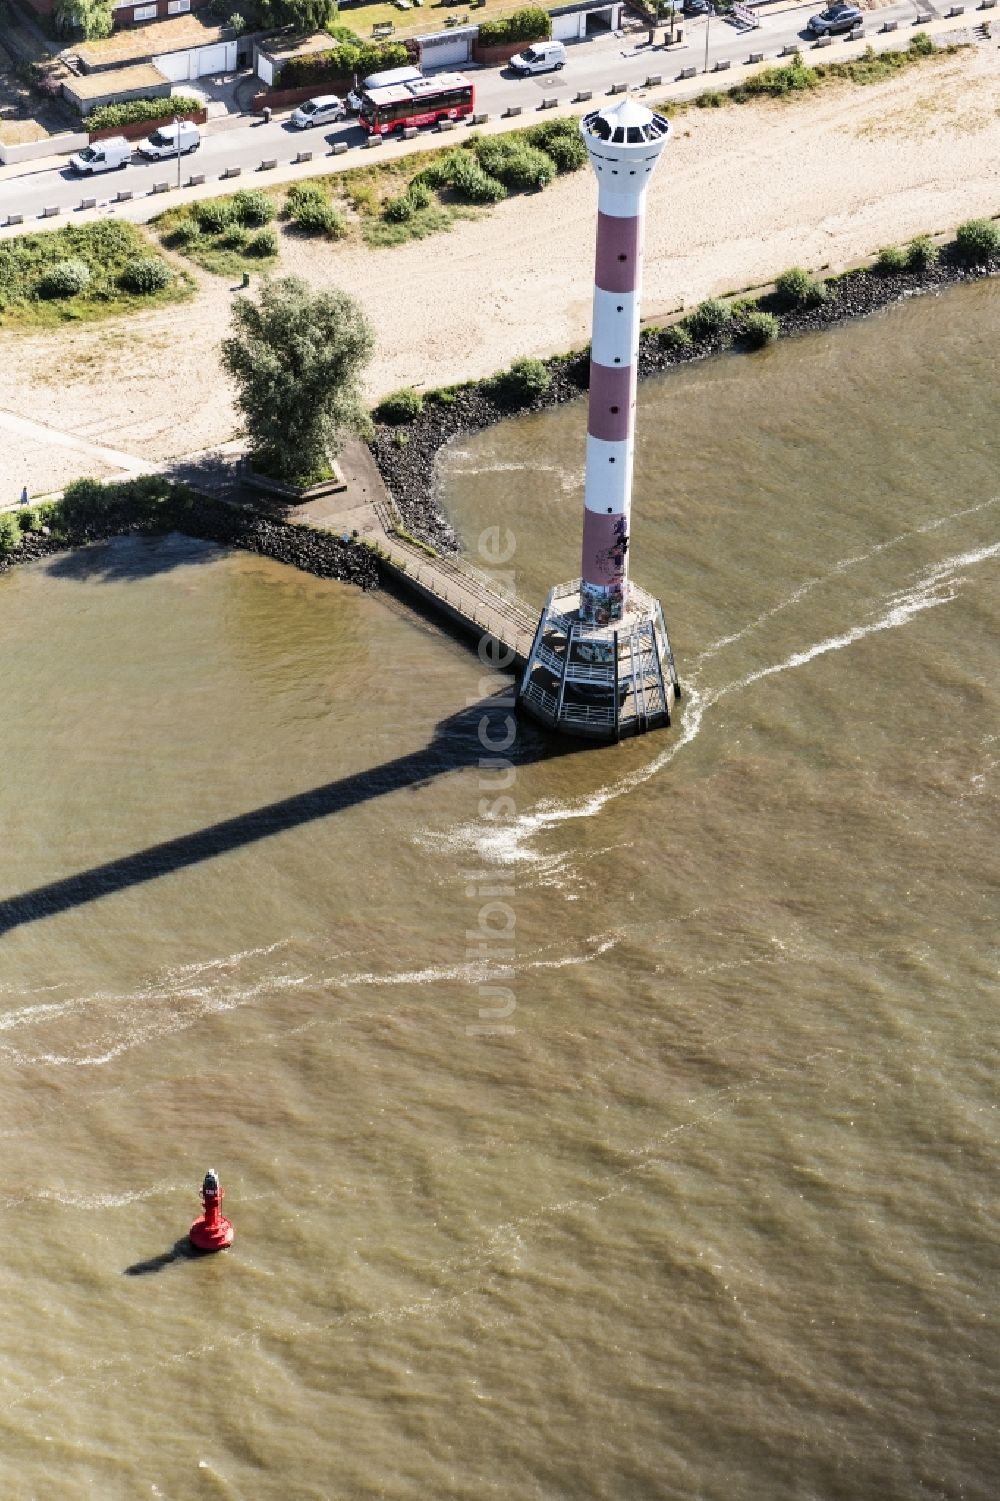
[76,17,226,70]
[256,31,332,63]
[65,63,170,100]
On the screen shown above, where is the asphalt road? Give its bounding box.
[0,0,931,228]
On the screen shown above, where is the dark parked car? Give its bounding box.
[807,2,863,34]
[682,0,713,14]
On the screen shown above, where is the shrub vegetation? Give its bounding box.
[660,323,694,352]
[524,118,588,173]
[374,388,424,424]
[281,39,409,88]
[876,244,907,273]
[231,189,275,228]
[488,357,552,409]
[119,257,171,294]
[954,218,1000,262]
[739,309,780,349]
[773,266,827,310]
[38,259,91,298]
[0,513,19,555]
[685,298,731,340]
[87,94,202,131]
[286,183,348,238]
[473,136,555,192]
[0,220,183,328]
[905,234,938,270]
[248,228,279,258]
[477,7,551,46]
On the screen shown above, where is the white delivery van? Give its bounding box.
[347,65,422,113]
[289,95,346,129]
[137,120,201,158]
[509,41,566,74]
[69,137,133,174]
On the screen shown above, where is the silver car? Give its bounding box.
[289,95,346,129]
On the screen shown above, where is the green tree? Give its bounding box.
[221,276,374,485]
[254,0,337,30]
[53,0,113,39]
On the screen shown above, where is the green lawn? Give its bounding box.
[330,0,531,43]
[0,220,193,330]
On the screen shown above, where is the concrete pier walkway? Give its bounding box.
[296,441,538,670]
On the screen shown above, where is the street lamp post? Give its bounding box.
[174,113,181,191]
[703,4,713,73]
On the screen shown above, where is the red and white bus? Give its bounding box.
[358,73,475,136]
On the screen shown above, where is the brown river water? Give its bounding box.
[0,280,997,1500]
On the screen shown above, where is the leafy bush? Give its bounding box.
[477,6,551,46]
[739,309,780,349]
[876,244,906,273]
[905,233,938,271]
[441,151,507,205]
[83,221,136,258]
[167,219,202,249]
[231,189,275,227]
[286,183,347,237]
[17,507,39,532]
[473,136,555,192]
[909,30,935,56]
[954,218,1000,263]
[773,265,827,310]
[660,323,693,352]
[56,474,177,532]
[685,298,731,340]
[489,356,551,409]
[120,257,171,294]
[37,258,91,299]
[220,225,250,250]
[407,180,432,210]
[730,58,818,102]
[247,227,279,257]
[87,95,201,132]
[383,193,415,223]
[524,118,587,173]
[281,40,409,88]
[374,387,424,423]
[0,513,20,555]
[193,198,234,234]
[694,89,726,109]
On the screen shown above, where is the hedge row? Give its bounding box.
[281,40,410,89]
[87,94,202,131]
[476,6,551,47]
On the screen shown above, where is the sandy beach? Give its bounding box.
[2,40,999,498]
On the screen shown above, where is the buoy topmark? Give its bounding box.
[189,1168,234,1253]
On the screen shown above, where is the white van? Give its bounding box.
[347,65,422,114]
[137,120,201,158]
[509,41,566,75]
[69,136,133,174]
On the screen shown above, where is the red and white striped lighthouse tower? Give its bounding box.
[519,98,680,741]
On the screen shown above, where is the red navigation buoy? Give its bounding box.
[189,1168,234,1253]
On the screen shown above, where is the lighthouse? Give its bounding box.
[519,97,680,741]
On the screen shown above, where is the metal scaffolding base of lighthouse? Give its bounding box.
[518,579,680,742]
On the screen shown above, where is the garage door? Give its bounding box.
[193,42,236,77]
[418,32,473,70]
[154,40,237,82]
